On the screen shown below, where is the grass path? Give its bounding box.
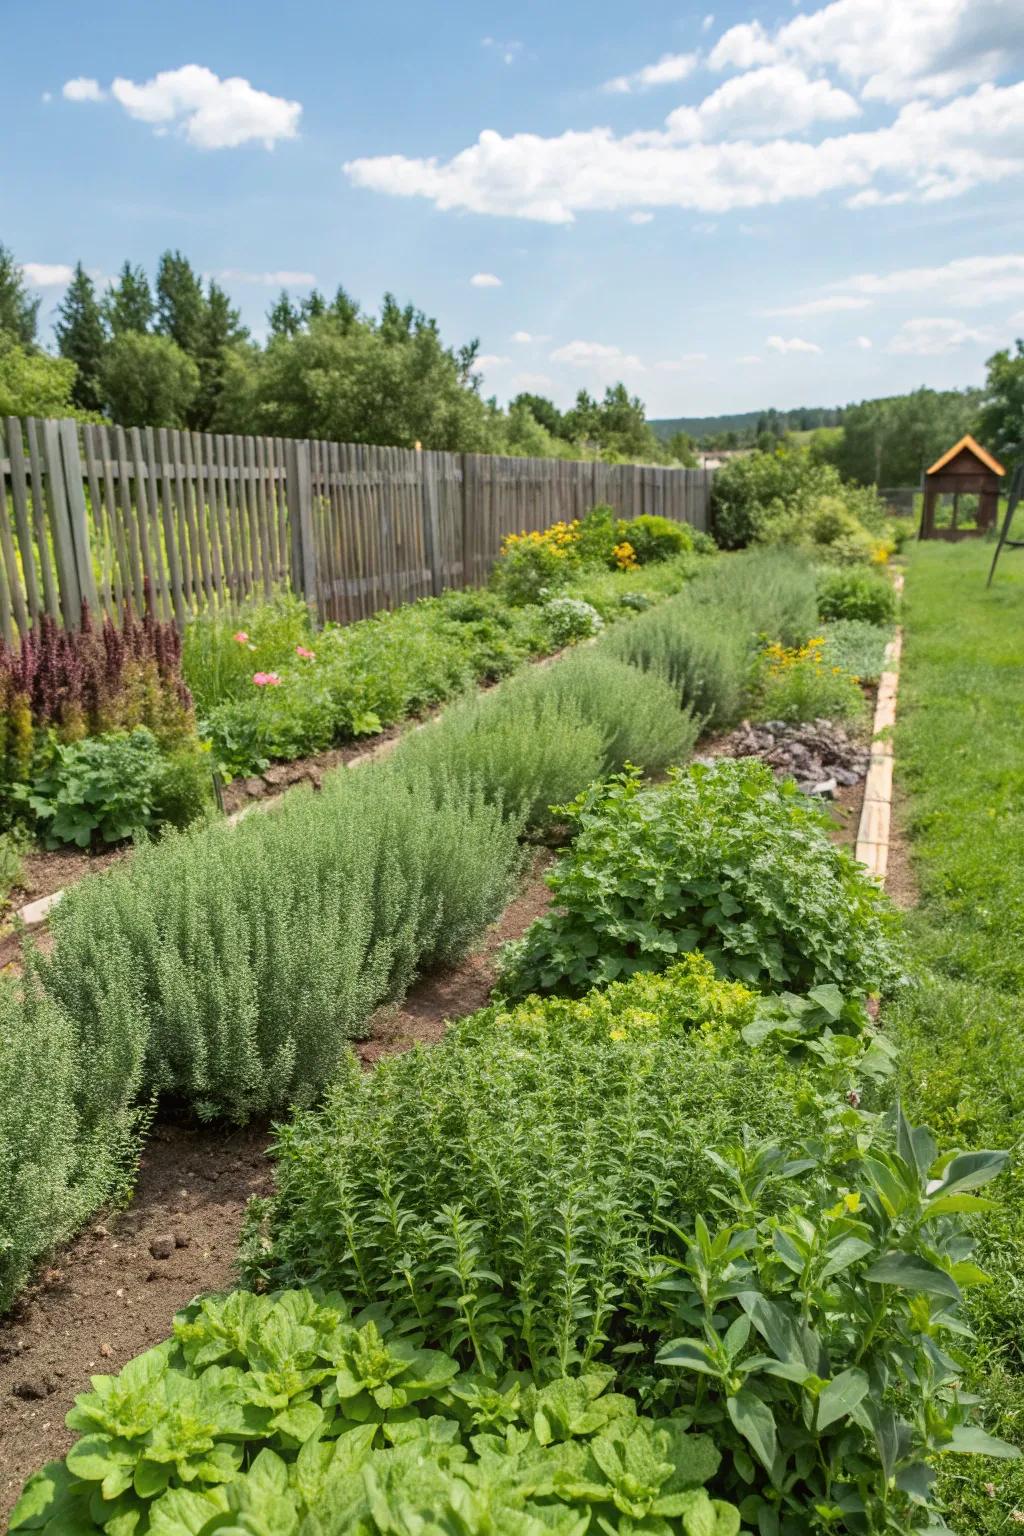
[890,541,1024,1531]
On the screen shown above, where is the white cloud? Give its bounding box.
[62,76,106,103]
[702,13,716,31]
[709,0,1024,103]
[603,52,698,94]
[846,188,910,208]
[21,262,74,287]
[888,317,994,355]
[343,81,1024,222]
[855,335,873,348]
[628,211,655,224]
[836,253,1024,306]
[739,354,763,363]
[549,339,645,377]
[666,64,859,141]
[511,371,554,390]
[482,37,522,65]
[762,294,872,316]
[471,353,511,373]
[470,272,502,287]
[84,65,301,149]
[767,335,823,353]
[219,268,316,286]
[511,329,550,343]
[41,91,52,103]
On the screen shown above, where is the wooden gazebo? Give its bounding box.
[919,435,1005,541]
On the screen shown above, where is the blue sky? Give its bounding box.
[5,0,1024,417]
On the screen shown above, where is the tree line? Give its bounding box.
[0,242,691,466]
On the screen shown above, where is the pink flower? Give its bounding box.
[233,631,249,645]
[252,671,282,687]
[295,645,316,660]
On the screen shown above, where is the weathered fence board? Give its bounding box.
[0,415,714,636]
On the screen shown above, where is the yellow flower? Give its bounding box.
[609,1028,627,1041]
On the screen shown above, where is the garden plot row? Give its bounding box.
[10,552,1013,1530]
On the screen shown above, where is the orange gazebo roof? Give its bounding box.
[926,434,1005,478]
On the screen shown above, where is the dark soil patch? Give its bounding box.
[883,785,919,911]
[0,856,554,1522]
[358,851,554,1065]
[826,778,865,856]
[0,1124,272,1521]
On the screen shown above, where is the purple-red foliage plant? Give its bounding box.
[0,592,194,787]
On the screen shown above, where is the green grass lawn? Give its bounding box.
[891,540,1024,1531]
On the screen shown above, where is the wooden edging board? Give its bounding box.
[854,570,905,886]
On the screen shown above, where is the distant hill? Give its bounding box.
[649,406,845,441]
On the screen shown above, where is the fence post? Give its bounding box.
[39,417,83,627]
[420,450,444,596]
[285,438,318,615]
[58,419,100,615]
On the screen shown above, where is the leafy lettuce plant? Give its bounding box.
[11,1288,740,1536]
[635,1107,1017,1534]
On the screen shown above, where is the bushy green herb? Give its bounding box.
[11,1287,739,1536]
[36,756,524,1122]
[541,594,603,646]
[820,619,893,684]
[498,761,899,999]
[625,514,694,564]
[0,977,143,1312]
[245,956,882,1373]
[605,601,749,730]
[642,1106,1016,1534]
[19,728,166,848]
[817,567,897,625]
[752,635,867,727]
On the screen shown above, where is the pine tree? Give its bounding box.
[155,250,207,359]
[192,279,248,429]
[55,262,107,412]
[299,289,327,325]
[267,289,301,340]
[104,261,154,336]
[0,244,40,345]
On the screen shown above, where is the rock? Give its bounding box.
[93,1224,109,1238]
[810,778,838,798]
[261,764,293,787]
[149,1233,175,1260]
[240,777,266,800]
[13,1375,55,1400]
[199,1167,221,1183]
[99,1342,113,1358]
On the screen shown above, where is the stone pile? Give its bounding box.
[706,718,870,797]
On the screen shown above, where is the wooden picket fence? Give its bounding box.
[0,415,714,638]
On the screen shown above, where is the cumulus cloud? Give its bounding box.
[888,317,994,355]
[767,335,823,353]
[855,335,874,348]
[470,353,511,373]
[709,0,1024,103]
[762,294,872,316]
[549,339,645,374]
[834,253,1024,306]
[666,64,859,140]
[66,65,302,149]
[62,77,105,102]
[511,329,550,343]
[470,272,502,287]
[343,81,1024,222]
[604,52,697,94]
[21,262,74,287]
[219,268,316,286]
[628,211,655,224]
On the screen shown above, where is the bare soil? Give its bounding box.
[0,855,554,1522]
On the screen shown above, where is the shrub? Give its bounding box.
[244,957,857,1372]
[498,760,899,999]
[711,449,829,550]
[821,619,893,684]
[687,548,818,650]
[753,635,867,727]
[605,602,749,731]
[711,448,892,566]
[36,756,524,1122]
[0,977,143,1313]
[624,513,694,563]
[817,567,897,624]
[490,524,576,604]
[542,594,603,646]
[391,647,695,829]
[11,1287,739,1536]
[565,550,698,621]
